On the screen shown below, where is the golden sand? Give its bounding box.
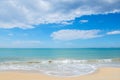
[0,68,120,80]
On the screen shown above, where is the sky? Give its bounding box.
[0,0,120,48]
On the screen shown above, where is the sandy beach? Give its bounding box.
[0,67,119,80]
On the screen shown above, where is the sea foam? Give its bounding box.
[0,59,120,77]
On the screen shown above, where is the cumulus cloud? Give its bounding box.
[51,29,102,40]
[61,21,73,25]
[0,0,120,29]
[107,30,120,35]
[80,20,88,23]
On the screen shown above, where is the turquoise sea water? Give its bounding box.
[0,48,120,76]
[0,48,120,60]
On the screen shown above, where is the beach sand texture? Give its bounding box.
[0,68,120,80]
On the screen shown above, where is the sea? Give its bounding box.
[0,48,120,77]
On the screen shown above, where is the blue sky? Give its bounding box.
[0,0,120,48]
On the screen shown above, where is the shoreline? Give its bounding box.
[0,67,120,80]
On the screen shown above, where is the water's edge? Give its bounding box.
[0,58,120,77]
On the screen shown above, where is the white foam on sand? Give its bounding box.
[0,58,120,77]
[43,64,97,77]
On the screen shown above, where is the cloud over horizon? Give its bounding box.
[107,30,120,35]
[0,0,120,29]
[51,29,102,40]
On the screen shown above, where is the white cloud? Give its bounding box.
[107,30,120,35]
[80,20,88,23]
[61,21,73,25]
[0,0,120,28]
[51,29,102,40]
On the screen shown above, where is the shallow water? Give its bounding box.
[0,48,120,77]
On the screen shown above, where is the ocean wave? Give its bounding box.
[0,63,96,77]
[0,58,120,77]
[16,58,120,64]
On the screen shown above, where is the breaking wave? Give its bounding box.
[0,58,120,77]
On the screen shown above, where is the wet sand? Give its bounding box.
[0,67,120,80]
